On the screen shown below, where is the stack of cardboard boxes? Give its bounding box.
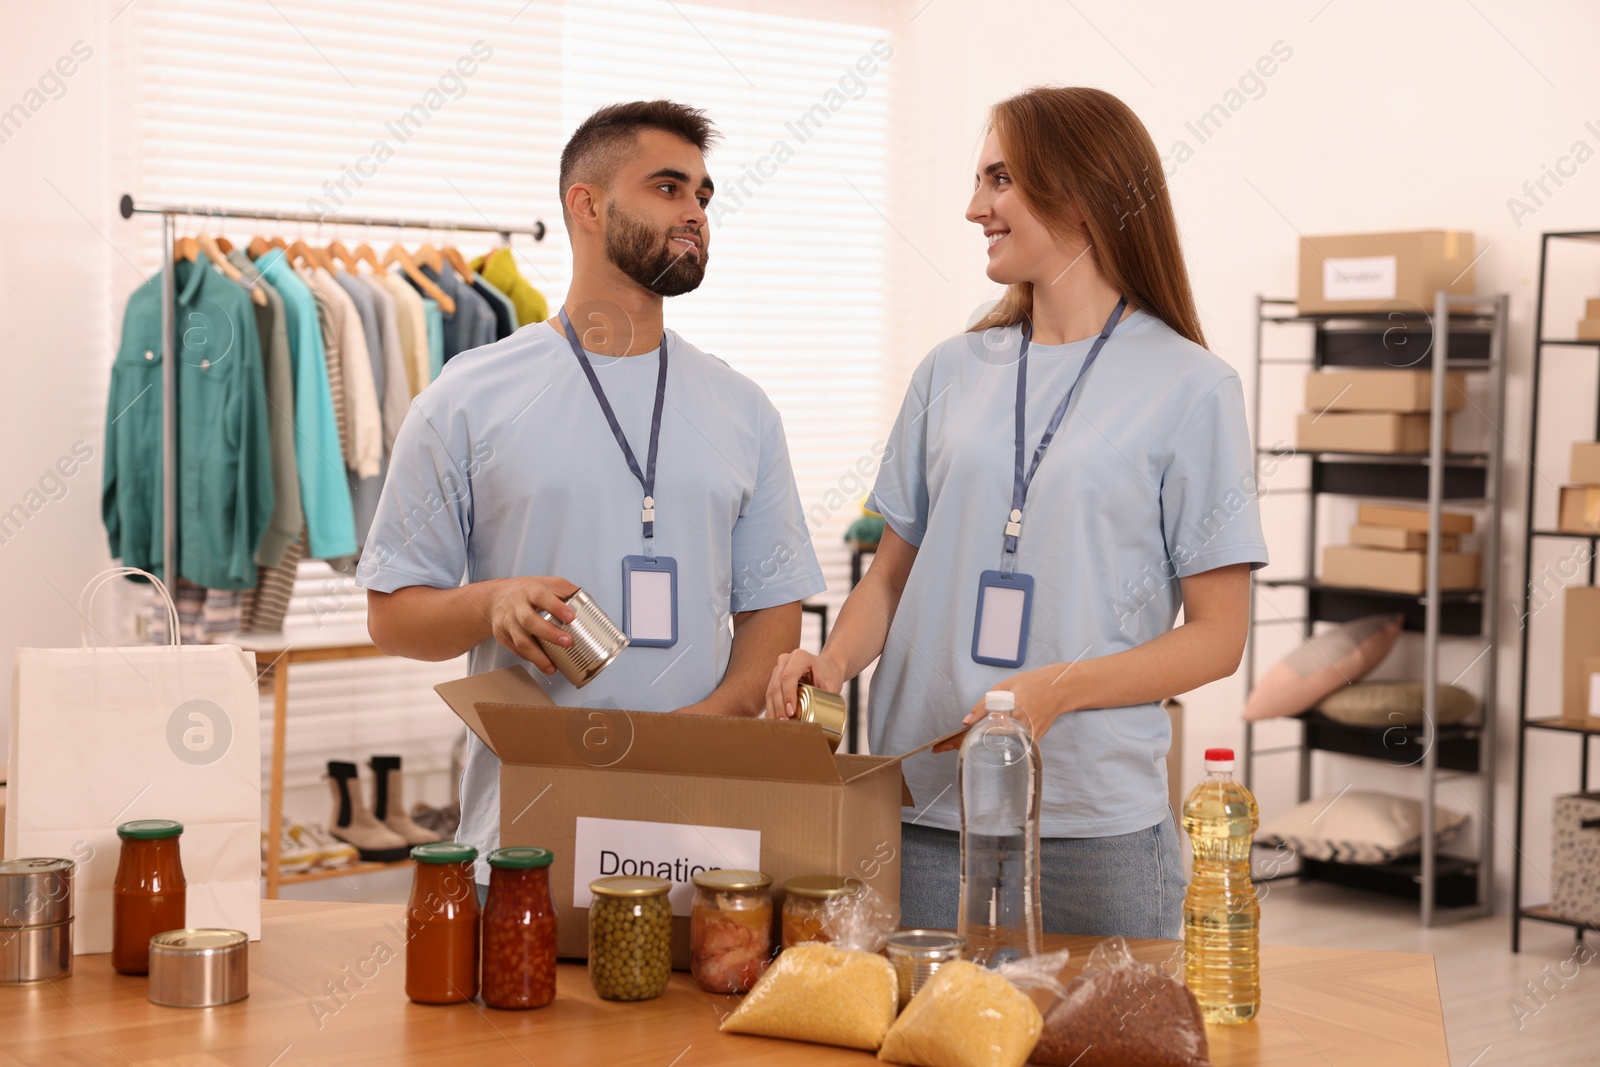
[1579,297,1600,342]
[1296,368,1466,454]
[1322,502,1480,594]
[1558,442,1600,535]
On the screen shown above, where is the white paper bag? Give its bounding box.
[7,568,261,952]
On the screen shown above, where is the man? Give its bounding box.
[358,100,824,886]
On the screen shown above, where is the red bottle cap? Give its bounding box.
[1204,747,1234,761]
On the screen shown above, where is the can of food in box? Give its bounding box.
[886,929,964,1008]
[147,929,249,1008]
[0,858,74,928]
[796,684,847,751]
[0,920,72,985]
[537,588,628,689]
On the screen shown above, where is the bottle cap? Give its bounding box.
[1205,748,1234,761]
[411,842,478,864]
[1204,747,1235,771]
[985,690,1015,712]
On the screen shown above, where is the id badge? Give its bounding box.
[971,569,1035,669]
[622,555,678,648]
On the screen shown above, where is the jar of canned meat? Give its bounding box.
[780,875,863,950]
[689,869,772,994]
[482,847,557,1010]
[405,842,480,1005]
[588,876,672,1002]
[112,820,187,975]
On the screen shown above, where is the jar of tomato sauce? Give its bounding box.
[481,847,557,1010]
[405,842,480,1004]
[689,869,772,993]
[112,820,186,975]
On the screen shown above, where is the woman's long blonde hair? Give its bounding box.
[969,86,1206,348]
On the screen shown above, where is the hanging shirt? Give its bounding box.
[103,259,274,589]
[356,321,825,881]
[226,250,302,569]
[422,299,444,382]
[867,310,1269,839]
[336,271,390,548]
[354,275,411,453]
[255,249,358,560]
[374,271,429,397]
[304,267,382,478]
[471,246,549,326]
[469,273,516,340]
[413,265,495,362]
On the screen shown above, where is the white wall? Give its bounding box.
[885,0,1600,908]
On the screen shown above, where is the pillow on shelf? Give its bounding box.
[1242,614,1403,722]
[1318,682,1480,727]
[1258,791,1468,865]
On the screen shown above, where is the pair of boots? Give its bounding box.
[326,756,439,862]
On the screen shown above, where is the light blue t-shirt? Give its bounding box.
[867,310,1268,839]
[357,320,826,879]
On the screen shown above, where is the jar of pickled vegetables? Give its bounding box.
[482,847,557,1010]
[588,876,672,1001]
[689,869,772,993]
[405,842,480,1005]
[780,875,863,950]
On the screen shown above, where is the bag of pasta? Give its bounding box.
[720,884,899,1051]
[1031,938,1211,1067]
[877,951,1067,1067]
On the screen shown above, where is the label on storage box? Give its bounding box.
[572,816,761,916]
[1323,255,1397,301]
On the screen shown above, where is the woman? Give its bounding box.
[765,86,1267,939]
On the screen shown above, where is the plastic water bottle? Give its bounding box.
[957,690,1042,967]
[1183,746,1260,1024]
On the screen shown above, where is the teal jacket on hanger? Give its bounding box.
[103,259,275,589]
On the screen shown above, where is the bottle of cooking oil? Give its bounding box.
[1182,746,1259,1024]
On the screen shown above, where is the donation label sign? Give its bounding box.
[571,816,762,916]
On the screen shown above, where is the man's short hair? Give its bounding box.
[559,100,719,215]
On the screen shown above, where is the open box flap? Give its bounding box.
[473,700,845,784]
[434,664,555,758]
[836,726,966,807]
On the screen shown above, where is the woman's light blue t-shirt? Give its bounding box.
[357,320,825,878]
[867,310,1268,839]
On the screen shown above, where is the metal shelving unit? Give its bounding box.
[1511,229,1600,952]
[1243,291,1508,927]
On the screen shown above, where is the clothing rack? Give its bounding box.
[116,194,547,595]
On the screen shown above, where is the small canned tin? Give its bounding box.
[0,858,74,928]
[886,929,964,1008]
[147,929,249,1008]
[537,588,628,688]
[0,920,72,985]
[796,684,847,751]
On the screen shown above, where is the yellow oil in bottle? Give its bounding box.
[1182,747,1260,1025]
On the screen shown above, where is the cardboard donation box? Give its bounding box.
[1295,412,1444,454]
[1304,370,1467,414]
[1297,230,1475,315]
[1564,587,1600,721]
[1321,545,1480,594]
[437,666,935,969]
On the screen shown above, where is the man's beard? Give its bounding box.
[605,202,707,297]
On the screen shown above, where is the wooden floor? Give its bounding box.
[1258,880,1600,1066]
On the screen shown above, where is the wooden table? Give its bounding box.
[4,899,1448,1065]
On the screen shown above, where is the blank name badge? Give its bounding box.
[622,555,678,648]
[971,569,1035,669]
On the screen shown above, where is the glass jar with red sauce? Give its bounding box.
[405,842,480,1004]
[481,847,557,1010]
[112,819,187,975]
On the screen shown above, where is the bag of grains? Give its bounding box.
[877,958,1050,1067]
[1030,938,1211,1067]
[719,885,899,1051]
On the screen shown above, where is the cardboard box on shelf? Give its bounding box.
[1564,587,1600,720]
[1304,370,1468,414]
[1349,523,1460,552]
[1356,502,1475,535]
[1321,545,1480,594]
[1558,486,1600,535]
[1295,412,1447,454]
[436,666,949,969]
[1587,655,1600,719]
[1579,320,1600,342]
[1297,231,1475,315]
[1572,443,1600,485]
[1588,297,1600,319]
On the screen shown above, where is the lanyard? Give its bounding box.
[558,308,669,555]
[1002,295,1128,575]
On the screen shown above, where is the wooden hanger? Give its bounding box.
[352,239,384,272]
[197,232,267,306]
[215,235,234,254]
[247,233,273,259]
[327,239,359,271]
[441,242,473,281]
[173,234,198,263]
[413,239,443,273]
[383,241,455,314]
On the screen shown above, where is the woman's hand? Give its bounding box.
[764,649,845,720]
[932,666,1077,752]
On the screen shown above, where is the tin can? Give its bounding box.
[0,858,74,928]
[796,683,847,751]
[886,929,964,1008]
[537,588,628,689]
[0,920,72,985]
[147,929,249,1007]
